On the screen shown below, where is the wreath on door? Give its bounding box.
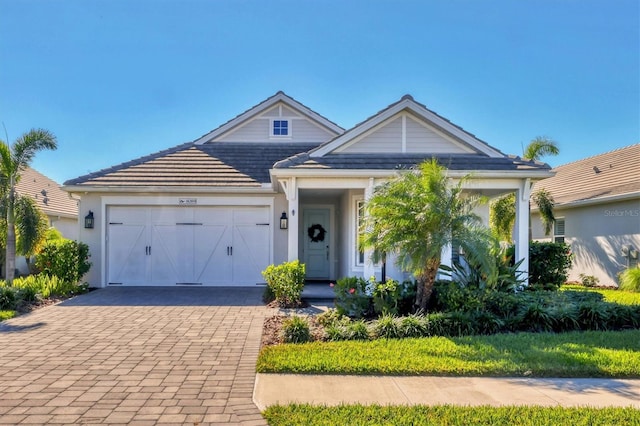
[307,224,326,242]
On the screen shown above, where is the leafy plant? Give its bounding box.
[35,239,91,284]
[334,276,370,318]
[372,278,402,315]
[578,301,611,331]
[281,316,311,344]
[619,267,640,292]
[528,242,572,290]
[399,313,428,338]
[373,313,400,339]
[261,260,306,307]
[347,320,371,341]
[579,273,600,287]
[0,286,17,310]
[316,308,346,327]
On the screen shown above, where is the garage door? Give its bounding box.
[107,206,271,286]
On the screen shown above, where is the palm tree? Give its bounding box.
[361,159,495,310]
[0,129,57,283]
[490,136,558,241]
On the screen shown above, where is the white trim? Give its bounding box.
[311,97,504,158]
[270,168,553,180]
[193,92,343,145]
[532,191,640,211]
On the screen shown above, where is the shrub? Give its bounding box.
[325,324,349,341]
[399,313,428,338]
[316,309,346,327]
[35,240,91,284]
[0,287,18,310]
[579,273,600,287]
[372,278,402,315]
[334,276,371,318]
[347,320,371,340]
[619,267,640,292]
[373,313,400,339]
[442,310,475,336]
[12,274,85,298]
[16,286,38,303]
[281,316,311,343]
[471,310,505,335]
[528,241,572,290]
[261,260,306,307]
[578,301,611,331]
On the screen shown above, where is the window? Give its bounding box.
[356,199,365,265]
[554,218,565,243]
[272,119,289,136]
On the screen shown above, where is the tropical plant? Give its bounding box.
[35,239,91,284]
[281,316,311,343]
[0,128,57,283]
[619,267,640,292]
[489,136,559,241]
[362,159,495,310]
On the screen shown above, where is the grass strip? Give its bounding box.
[263,404,640,426]
[562,285,640,305]
[0,310,16,321]
[257,330,640,377]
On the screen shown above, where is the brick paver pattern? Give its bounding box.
[0,287,269,425]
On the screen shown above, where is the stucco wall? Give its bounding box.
[532,198,640,286]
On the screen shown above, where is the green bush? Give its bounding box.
[262,260,306,307]
[528,241,572,290]
[316,308,345,327]
[347,320,371,341]
[579,273,600,287]
[12,274,86,298]
[35,239,91,284]
[399,314,428,338]
[0,287,18,310]
[373,313,400,339]
[619,267,640,292]
[281,316,311,343]
[334,276,371,318]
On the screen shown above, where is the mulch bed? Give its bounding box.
[261,314,326,348]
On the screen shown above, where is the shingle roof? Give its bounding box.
[64,142,321,187]
[274,152,550,172]
[16,168,78,217]
[532,144,640,206]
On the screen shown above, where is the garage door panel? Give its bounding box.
[108,224,147,285]
[151,224,185,284]
[232,223,270,285]
[194,225,231,284]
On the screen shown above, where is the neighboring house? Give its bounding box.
[14,167,79,274]
[531,144,640,286]
[63,92,551,288]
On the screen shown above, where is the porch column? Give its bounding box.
[286,178,299,262]
[363,178,376,280]
[514,179,531,285]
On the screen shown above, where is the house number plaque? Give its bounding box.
[178,198,197,205]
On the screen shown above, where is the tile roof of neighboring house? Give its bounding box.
[532,143,640,206]
[16,167,78,218]
[273,152,550,172]
[64,142,322,187]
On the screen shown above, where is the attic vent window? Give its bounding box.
[272,120,289,137]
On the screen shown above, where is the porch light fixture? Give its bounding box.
[84,211,94,229]
[279,212,288,230]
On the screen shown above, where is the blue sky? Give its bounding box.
[1,0,638,184]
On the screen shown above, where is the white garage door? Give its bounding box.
[107,206,271,286]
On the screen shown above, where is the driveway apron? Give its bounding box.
[0,287,269,425]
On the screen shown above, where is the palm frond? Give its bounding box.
[12,128,58,172]
[523,136,559,161]
[532,188,555,236]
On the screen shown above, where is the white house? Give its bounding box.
[63,92,552,288]
[531,144,640,286]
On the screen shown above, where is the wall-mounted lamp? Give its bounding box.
[84,211,94,229]
[279,212,288,230]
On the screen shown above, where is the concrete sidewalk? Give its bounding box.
[253,374,640,410]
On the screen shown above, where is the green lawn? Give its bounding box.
[257,329,640,377]
[263,404,640,426]
[0,310,16,321]
[562,285,640,305]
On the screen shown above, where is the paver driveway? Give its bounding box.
[0,287,269,425]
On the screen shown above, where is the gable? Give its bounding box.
[312,95,502,158]
[335,112,476,154]
[194,92,344,145]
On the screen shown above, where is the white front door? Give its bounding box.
[303,208,330,279]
